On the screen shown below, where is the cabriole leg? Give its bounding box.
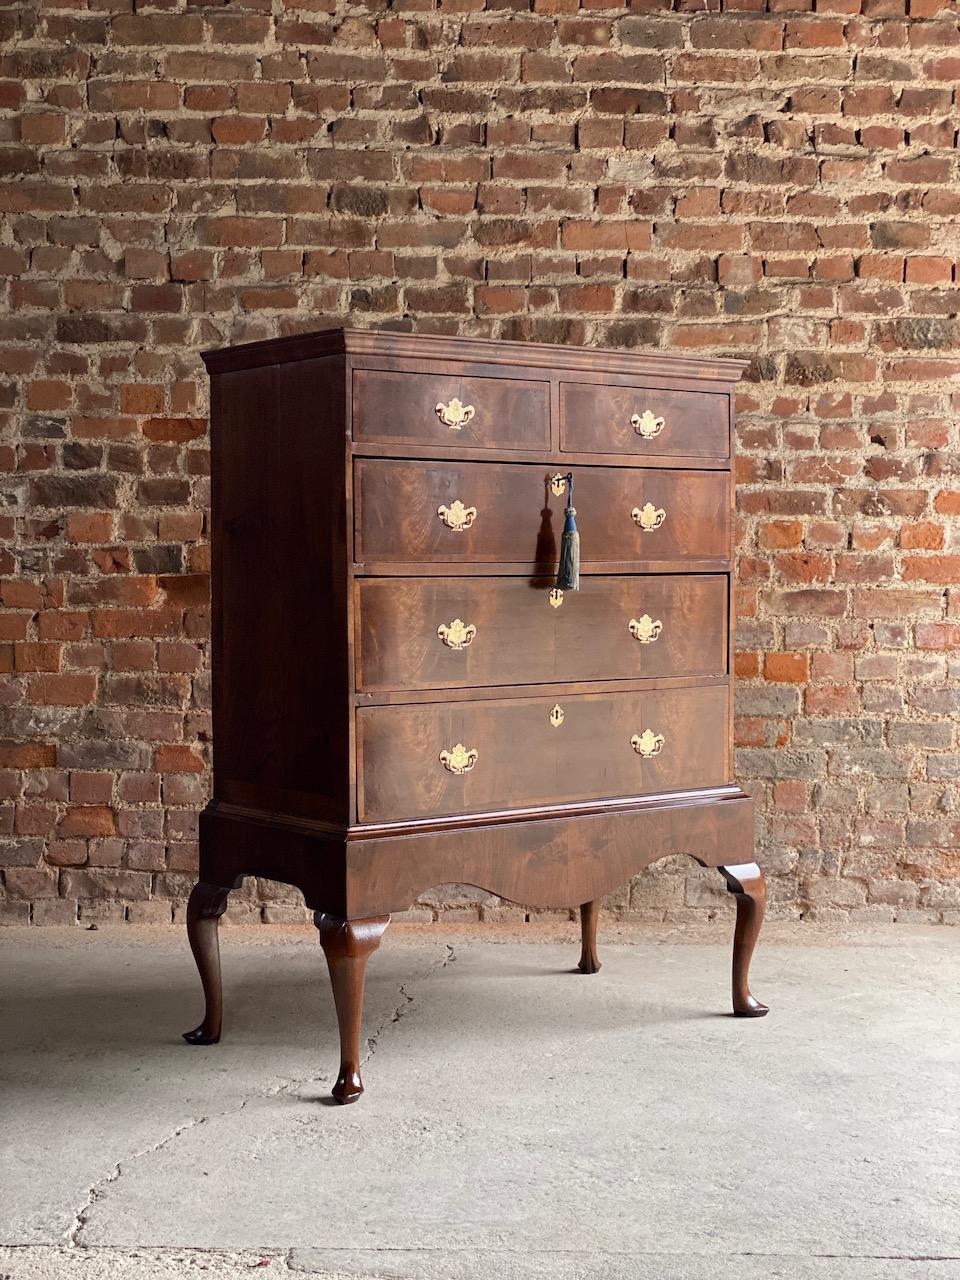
[315,913,390,1104]
[718,863,769,1018]
[183,881,231,1045]
[578,899,601,974]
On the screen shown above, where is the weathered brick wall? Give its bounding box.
[2,0,958,926]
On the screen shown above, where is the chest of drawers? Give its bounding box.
[183,328,769,1103]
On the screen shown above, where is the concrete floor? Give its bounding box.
[0,921,958,1280]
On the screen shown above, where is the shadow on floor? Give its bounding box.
[0,934,730,1113]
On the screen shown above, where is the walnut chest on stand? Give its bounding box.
[184,327,768,1103]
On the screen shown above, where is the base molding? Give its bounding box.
[200,789,755,917]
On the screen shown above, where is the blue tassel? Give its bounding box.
[556,472,579,591]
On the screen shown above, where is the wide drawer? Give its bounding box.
[356,574,726,692]
[560,381,729,459]
[352,368,549,451]
[357,684,728,823]
[354,460,730,566]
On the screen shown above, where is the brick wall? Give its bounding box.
[2,0,959,927]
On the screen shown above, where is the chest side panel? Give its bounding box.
[210,355,350,823]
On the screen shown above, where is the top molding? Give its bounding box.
[201,326,749,383]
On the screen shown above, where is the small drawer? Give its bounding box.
[357,685,728,823]
[352,368,549,451]
[354,459,730,566]
[560,381,729,459]
[356,574,727,692]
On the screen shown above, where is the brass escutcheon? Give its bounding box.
[436,397,475,430]
[631,502,666,532]
[631,409,665,440]
[439,743,478,775]
[550,473,567,496]
[549,589,564,608]
[549,703,565,727]
[437,499,477,532]
[631,729,665,758]
[628,614,663,644]
[437,618,476,650]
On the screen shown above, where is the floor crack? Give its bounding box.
[362,942,456,1068]
[66,1113,211,1249]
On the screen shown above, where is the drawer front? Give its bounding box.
[356,574,726,691]
[358,685,728,823]
[354,460,730,565]
[560,382,729,459]
[353,368,549,451]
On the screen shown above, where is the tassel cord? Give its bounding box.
[555,471,580,592]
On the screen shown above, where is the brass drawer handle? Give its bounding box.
[437,618,476,650]
[439,743,478,774]
[628,615,662,644]
[632,502,666,532]
[631,410,665,440]
[436,397,475,430]
[631,729,664,758]
[437,500,477,532]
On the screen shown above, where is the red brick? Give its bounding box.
[905,256,953,285]
[806,684,861,715]
[903,556,960,585]
[72,417,136,441]
[70,772,114,804]
[171,252,215,283]
[109,641,155,671]
[854,589,942,618]
[764,652,810,683]
[58,805,116,837]
[735,717,777,748]
[852,523,894,552]
[774,553,834,584]
[155,745,205,773]
[900,522,944,551]
[915,623,960,651]
[211,116,268,146]
[561,221,652,251]
[718,254,762,288]
[66,512,114,543]
[14,643,61,673]
[38,612,88,641]
[120,385,163,415]
[772,780,808,811]
[141,418,206,443]
[45,841,88,868]
[92,610,181,639]
[735,651,760,678]
[811,653,853,682]
[21,113,67,145]
[758,520,803,550]
[0,743,56,769]
[202,218,284,249]
[28,675,97,706]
